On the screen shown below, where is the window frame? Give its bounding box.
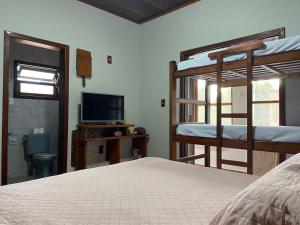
[253,101,280,126]
[195,80,282,126]
[209,84,233,125]
[195,81,233,125]
[14,60,59,100]
[252,79,280,126]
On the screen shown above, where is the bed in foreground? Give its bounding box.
[1,154,300,225]
[0,157,257,225]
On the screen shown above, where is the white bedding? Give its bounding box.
[177,123,300,143]
[178,35,300,71]
[0,158,257,225]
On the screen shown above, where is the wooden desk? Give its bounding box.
[71,124,149,170]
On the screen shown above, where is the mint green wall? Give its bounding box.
[140,0,300,158]
[0,0,141,172]
[1,0,300,173]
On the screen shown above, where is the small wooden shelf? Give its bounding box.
[76,134,148,142]
[71,124,149,170]
[77,124,134,129]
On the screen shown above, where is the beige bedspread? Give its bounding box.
[0,157,257,225]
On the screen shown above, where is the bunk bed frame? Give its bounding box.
[169,27,300,174]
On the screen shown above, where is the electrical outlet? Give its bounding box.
[98,145,104,154]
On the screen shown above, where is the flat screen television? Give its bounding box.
[81,92,124,123]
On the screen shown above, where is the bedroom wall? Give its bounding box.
[1,0,300,174]
[0,0,141,173]
[140,0,300,158]
[286,78,300,126]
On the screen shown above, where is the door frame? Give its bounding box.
[2,31,69,185]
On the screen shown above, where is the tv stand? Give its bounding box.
[71,124,149,170]
[80,122,107,125]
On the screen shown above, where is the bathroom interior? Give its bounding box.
[7,40,60,184]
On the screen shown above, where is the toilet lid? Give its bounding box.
[32,153,57,159]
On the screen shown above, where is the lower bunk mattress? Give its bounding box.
[177,123,300,143]
[0,157,257,225]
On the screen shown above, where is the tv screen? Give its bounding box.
[81,92,124,122]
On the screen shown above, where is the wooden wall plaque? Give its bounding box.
[77,49,92,86]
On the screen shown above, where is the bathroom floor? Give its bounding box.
[7,175,35,184]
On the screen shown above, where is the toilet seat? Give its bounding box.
[32,153,57,178]
[33,153,57,159]
[23,134,56,178]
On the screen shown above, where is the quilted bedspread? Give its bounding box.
[210,154,300,225]
[0,157,257,225]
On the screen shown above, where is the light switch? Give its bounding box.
[107,55,112,64]
[161,99,166,107]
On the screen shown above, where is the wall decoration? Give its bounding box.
[76,49,92,87]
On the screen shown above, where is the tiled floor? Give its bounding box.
[8,170,58,185]
[7,175,34,184]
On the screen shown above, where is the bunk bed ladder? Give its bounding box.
[215,50,255,174]
[246,51,254,174]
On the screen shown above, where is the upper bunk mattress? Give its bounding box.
[0,157,257,225]
[178,35,300,71]
[177,124,300,143]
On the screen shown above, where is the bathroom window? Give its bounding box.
[14,61,59,100]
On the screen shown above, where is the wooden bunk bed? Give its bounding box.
[169,27,300,174]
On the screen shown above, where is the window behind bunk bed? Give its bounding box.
[208,84,232,125]
[194,78,280,173]
[196,80,232,125]
[253,79,279,126]
[195,79,280,126]
[195,80,206,123]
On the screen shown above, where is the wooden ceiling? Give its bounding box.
[78,0,200,24]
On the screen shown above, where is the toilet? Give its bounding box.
[23,134,56,178]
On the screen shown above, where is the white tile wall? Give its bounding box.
[8,99,59,178]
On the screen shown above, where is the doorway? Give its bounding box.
[2,31,69,185]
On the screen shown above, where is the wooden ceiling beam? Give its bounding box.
[78,0,200,24]
[144,0,170,10]
[107,0,148,18]
[141,0,200,24]
[78,0,140,23]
